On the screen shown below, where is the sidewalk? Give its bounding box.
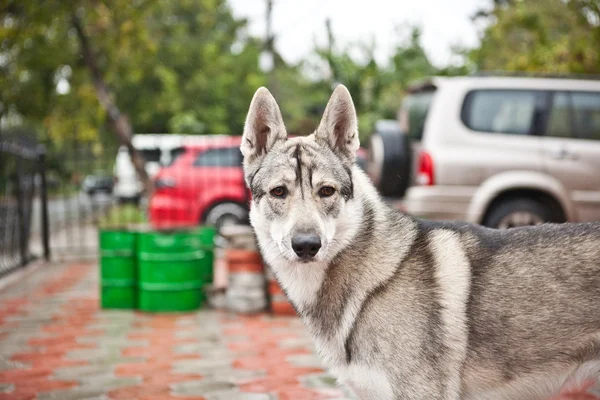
[0,261,356,400]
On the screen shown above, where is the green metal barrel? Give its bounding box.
[197,226,216,283]
[137,227,216,312]
[99,229,137,309]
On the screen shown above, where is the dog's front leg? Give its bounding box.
[343,370,460,400]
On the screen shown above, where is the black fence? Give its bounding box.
[42,140,119,259]
[34,134,252,259]
[0,132,257,270]
[0,130,50,276]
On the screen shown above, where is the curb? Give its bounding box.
[0,259,48,293]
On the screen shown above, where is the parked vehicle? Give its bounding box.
[81,174,114,196]
[113,134,195,203]
[149,136,369,230]
[149,136,248,229]
[368,73,600,229]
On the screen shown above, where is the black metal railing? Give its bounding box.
[44,140,117,259]
[2,132,259,264]
[39,134,252,257]
[0,130,50,276]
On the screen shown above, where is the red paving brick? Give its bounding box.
[143,372,204,385]
[115,361,171,377]
[114,311,207,399]
[0,263,94,399]
[0,392,36,400]
[0,298,29,325]
[109,384,205,400]
[223,315,348,399]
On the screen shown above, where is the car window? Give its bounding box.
[193,147,242,167]
[139,148,162,163]
[573,92,600,140]
[547,91,600,140]
[547,92,572,138]
[461,90,539,135]
[163,147,186,166]
[399,90,434,141]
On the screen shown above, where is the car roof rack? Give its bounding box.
[468,71,600,81]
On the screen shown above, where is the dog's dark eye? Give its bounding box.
[318,186,335,197]
[270,186,287,198]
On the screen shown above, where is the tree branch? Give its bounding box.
[71,12,153,196]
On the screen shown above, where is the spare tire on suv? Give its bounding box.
[367,120,411,198]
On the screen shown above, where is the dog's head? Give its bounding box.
[241,85,363,267]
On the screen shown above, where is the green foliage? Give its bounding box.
[0,0,265,143]
[315,25,438,140]
[388,28,437,86]
[470,0,600,74]
[269,66,331,135]
[128,1,266,135]
[0,1,100,143]
[5,0,598,149]
[99,204,147,228]
[167,112,206,135]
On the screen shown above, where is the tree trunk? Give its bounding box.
[71,13,153,197]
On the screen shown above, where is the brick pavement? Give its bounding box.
[0,261,355,400]
[0,261,597,400]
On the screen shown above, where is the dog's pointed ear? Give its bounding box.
[315,84,360,161]
[241,87,287,164]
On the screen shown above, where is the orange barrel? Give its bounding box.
[225,249,267,314]
[266,267,297,316]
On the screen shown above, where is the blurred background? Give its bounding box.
[1,0,599,272]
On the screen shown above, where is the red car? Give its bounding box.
[149,136,368,229]
[149,136,248,229]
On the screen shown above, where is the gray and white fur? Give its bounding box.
[240,85,600,400]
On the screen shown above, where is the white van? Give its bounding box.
[113,134,186,203]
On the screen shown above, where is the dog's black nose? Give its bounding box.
[291,234,321,259]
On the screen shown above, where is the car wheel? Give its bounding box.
[367,120,411,198]
[483,198,560,229]
[203,202,249,230]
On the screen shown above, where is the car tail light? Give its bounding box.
[155,177,176,189]
[417,151,435,186]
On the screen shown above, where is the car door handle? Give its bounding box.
[550,148,578,160]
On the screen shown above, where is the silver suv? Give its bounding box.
[368,74,600,229]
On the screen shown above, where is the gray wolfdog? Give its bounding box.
[239,84,600,400]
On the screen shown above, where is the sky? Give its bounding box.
[228,0,490,68]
